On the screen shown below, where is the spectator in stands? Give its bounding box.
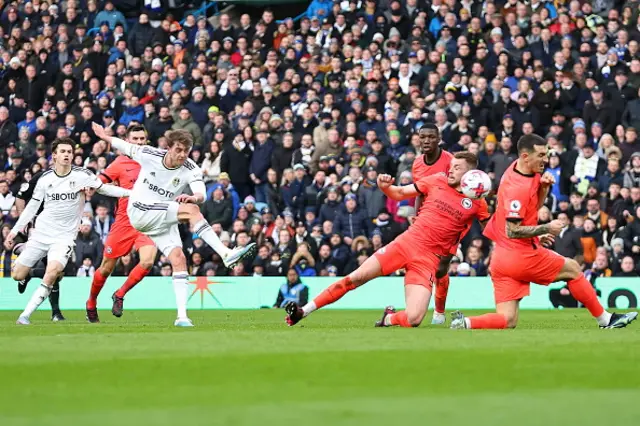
[201,184,233,230]
[274,268,309,308]
[554,212,584,261]
[0,237,16,278]
[334,193,370,246]
[74,218,103,270]
[616,256,639,277]
[0,180,15,215]
[77,256,96,277]
[585,253,613,285]
[624,153,640,188]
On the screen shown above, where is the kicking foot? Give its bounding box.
[174,318,194,327]
[375,306,396,327]
[601,312,638,329]
[111,293,124,318]
[16,316,30,325]
[284,301,304,326]
[431,312,446,325]
[51,312,66,322]
[450,310,468,329]
[86,305,100,323]
[223,243,257,268]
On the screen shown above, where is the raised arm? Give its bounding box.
[537,172,554,210]
[92,122,138,158]
[377,174,421,201]
[84,171,130,198]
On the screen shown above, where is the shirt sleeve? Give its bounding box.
[11,179,45,235]
[16,171,42,201]
[100,158,121,184]
[413,175,439,196]
[188,167,206,196]
[82,170,105,189]
[503,185,528,222]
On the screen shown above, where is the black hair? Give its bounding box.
[51,137,75,153]
[419,123,439,132]
[516,134,546,154]
[126,124,147,136]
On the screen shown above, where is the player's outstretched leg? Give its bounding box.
[181,204,256,268]
[559,259,637,329]
[285,255,382,326]
[561,265,637,328]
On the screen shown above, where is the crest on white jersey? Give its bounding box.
[69,181,76,189]
[172,178,181,187]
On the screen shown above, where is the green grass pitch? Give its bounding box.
[0,309,639,426]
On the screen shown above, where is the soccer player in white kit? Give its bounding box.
[6,138,131,325]
[92,123,257,327]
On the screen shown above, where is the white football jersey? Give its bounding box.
[126,146,203,209]
[25,167,104,243]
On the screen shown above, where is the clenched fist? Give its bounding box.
[377,174,395,190]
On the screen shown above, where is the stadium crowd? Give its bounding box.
[0,0,639,284]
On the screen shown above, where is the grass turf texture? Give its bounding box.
[0,310,638,426]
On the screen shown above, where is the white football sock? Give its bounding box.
[173,272,189,319]
[193,219,230,257]
[302,301,317,317]
[596,311,612,327]
[384,313,393,326]
[21,284,51,319]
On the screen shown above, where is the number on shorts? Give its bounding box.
[65,246,73,259]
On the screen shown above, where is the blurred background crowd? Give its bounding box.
[0,0,639,285]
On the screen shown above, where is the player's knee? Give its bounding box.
[42,272,58,287]
[184,204,200,217]
[98,260,115,277]
[138,258,154,270]
[169,250,187,271]
[406,309,426,327]
[564,259,582,279]
[11,269,24,281]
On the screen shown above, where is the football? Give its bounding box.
[460,170,492,199]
